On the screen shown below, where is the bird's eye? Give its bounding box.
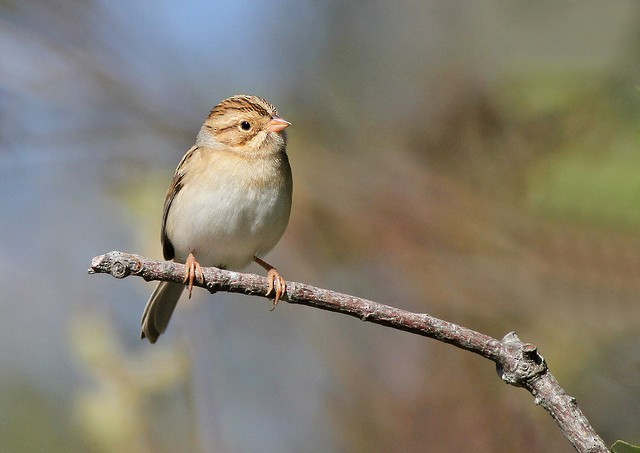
[240,121,251,131]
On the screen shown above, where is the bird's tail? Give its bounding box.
[141,281,184,343]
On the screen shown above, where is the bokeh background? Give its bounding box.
[2,1,640,452]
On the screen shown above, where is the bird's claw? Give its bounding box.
[266,268,286,311]
[183,252,204,298]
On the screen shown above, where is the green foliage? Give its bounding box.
[505,71,640,231]
[612,440,640,453]
[528,148,640,231]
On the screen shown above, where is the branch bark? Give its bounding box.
[89,251,608,453]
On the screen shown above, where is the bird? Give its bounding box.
[141,94,293,343]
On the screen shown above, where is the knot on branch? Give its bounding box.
[88,251,142,279]
[497,331,546,387]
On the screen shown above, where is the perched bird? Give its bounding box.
[141,94,293,343]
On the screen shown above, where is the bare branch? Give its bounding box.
[89,251,608,453]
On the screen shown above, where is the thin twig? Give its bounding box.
[89,251,608,453]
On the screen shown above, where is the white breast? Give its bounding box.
[164,153,292,269]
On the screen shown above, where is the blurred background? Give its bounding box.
[2,1,640,451]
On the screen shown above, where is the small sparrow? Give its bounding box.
[141,94,293,343]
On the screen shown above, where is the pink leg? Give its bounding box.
[254,256,286,310]
[183,252,204,298]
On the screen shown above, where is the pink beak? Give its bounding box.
[266,116,291,133]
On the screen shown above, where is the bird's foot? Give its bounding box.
[183,252,204,298]
[254,256,286,310]
[266,268,286,311]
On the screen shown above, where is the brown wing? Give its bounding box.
[161,146,199,260]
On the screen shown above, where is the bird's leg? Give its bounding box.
[253,256,286,310]
[183,252,204,298]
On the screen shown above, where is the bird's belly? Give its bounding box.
[166,182,290,270]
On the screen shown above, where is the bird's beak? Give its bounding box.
[266,116,291,133]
